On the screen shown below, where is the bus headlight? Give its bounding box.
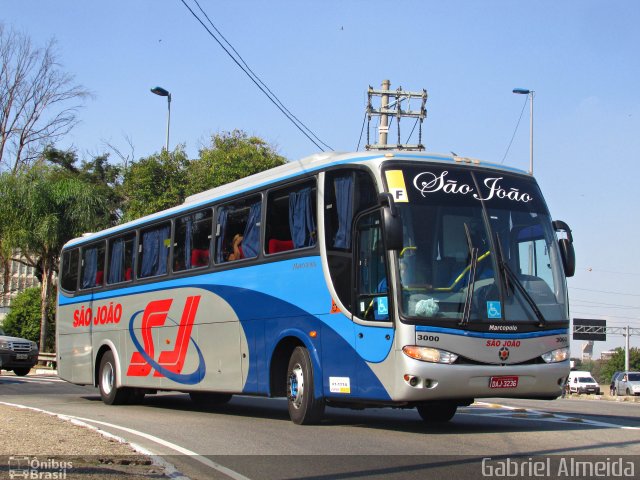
[402,346,458,364]
[541,347,569,363]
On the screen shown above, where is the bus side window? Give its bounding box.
[174,209,213,272]
[80,242,105,289]
[265,179,316,255]
[215,195,261,263]
[61,249,79,292]
[107,233,135,284]
[138,222,171,278]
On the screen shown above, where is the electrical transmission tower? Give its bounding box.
[366,79,428,151]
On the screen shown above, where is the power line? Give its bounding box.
[501,96,528,164]
[571,310,639,322]
[179,0,333,152]
[570,287,640,297]
[572,298,639,310]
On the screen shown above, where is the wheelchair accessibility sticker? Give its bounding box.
[487,301,501,319]
[377,297,389,316]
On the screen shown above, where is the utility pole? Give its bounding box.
[625,325,630,372]
[366,80,428,151]
[379,79,390,146]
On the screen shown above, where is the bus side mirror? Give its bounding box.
[378,193,403,251]
[553,220,575,277]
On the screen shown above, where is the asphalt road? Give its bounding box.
[2,373,639,480]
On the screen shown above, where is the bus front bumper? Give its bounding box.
[392,357,570,402]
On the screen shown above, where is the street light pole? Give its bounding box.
[151,86,171,152]
[513,88,534,175]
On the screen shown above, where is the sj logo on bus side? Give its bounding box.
[127,295,206,385]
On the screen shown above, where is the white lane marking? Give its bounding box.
[0,401,189,480]
[0,375,65,383]
[0,401,252,480]
[469,402,640,430]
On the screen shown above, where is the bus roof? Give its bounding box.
[63,150,528,249]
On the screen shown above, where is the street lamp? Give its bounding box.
[513,88,534,174]
[151,86,171,152]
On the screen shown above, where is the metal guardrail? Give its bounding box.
[37,352,57,367]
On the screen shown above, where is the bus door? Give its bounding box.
[353,211,394,393]
[76,243,106,384]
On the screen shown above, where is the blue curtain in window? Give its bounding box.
[242,201,261,258]
[108,238,124,284]
[333,175,354,249]
[215,208,228,263]
[82,247,98,288]
[184,217,193,270]
[140,230,159,278]
[157,225,170,275]
[140,226,169,277]
[289,187,316,249]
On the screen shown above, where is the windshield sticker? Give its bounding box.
[413,171,534,203]
[376,297,389,317]
[385,170,409,203]
[487,301,502,319]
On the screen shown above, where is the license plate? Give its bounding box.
[489,376,518,389]
[16,354,28,360]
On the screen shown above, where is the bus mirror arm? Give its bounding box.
[378,193,398,217]
[553,220,575,278]
[378,193,403,251]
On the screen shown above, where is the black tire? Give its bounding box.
[13,367,31,376]
[189,391,232,407]
[287,346,325,425]
[98,351,130,405]
[627,388,632,396]
[416,402,457,423]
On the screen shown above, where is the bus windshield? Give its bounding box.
[385,164,568,325]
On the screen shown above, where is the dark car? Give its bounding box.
[0,327,39,376]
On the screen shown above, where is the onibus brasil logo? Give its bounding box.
[127,295,206,384]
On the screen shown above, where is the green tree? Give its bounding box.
[2,287,55,350]
[121,147,189,221]
[0,164,109,350]
[185,130,286,197]
[601,347,640,382]
[44,147,124,225]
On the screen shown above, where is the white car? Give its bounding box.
[614,372,640,396]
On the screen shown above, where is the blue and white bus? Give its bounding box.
[57,151,575,424]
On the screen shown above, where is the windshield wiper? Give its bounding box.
[460,223,478,326]
[494,234,547,327]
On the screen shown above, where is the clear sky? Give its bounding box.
[4,0,639,358]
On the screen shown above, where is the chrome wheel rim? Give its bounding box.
[101,361,114,396]
[288,363,304,410]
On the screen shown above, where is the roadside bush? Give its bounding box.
[2,287,55,350]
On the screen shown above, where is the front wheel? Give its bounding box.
[416,402,457,423]
[99,351,130,405]
[287,346,325,425]
[13,367,31,376]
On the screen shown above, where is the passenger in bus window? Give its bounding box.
[227,233,244,261]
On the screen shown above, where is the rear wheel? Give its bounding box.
[13,367,30,376]
[287,346,325,425]
[99,351,130,405]
[189,392,232,407]
[416,402,457,423]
